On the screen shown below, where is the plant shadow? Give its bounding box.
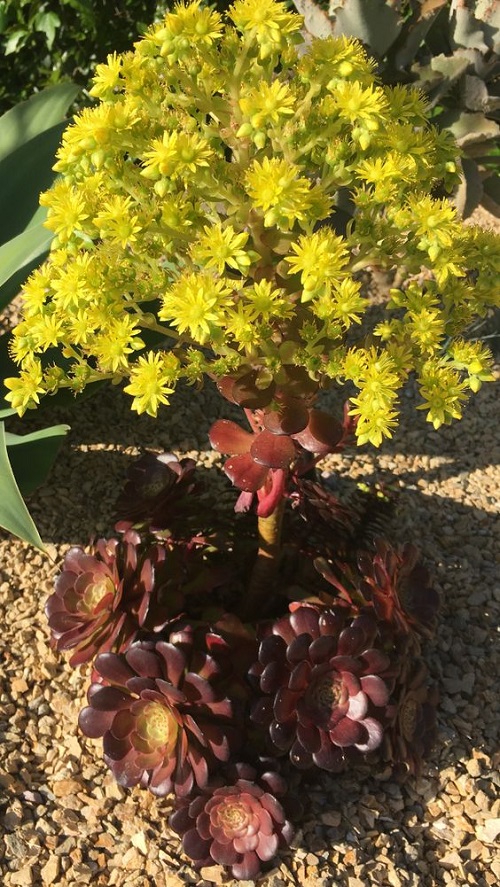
[1,367,497,886]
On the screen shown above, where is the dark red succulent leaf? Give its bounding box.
[170,764,293,880]
[381,657,439,778]
[292,409,344,455]
[210,413,293,512]
[209,420,253,455]
[224,453,269,492]
[279,365,319,398]
[168,615,258,709]
[114,452,201,535]
[217,370,276,409]
[251,602,395,773]
[357,538,439,639]
[211,399,354,513]
[46,531,181,667]
[216,374,239,403]
[78,635,239,798]
[250,429,297,469]
[263,396,309,436]
[255,468,286,518]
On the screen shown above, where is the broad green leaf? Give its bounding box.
[34,11,61,49]
[0,221,53,305]
[0,82,78,162]
[5,423,70,497]
[0,2,8,33]
[0,120,69,242]
[0,422,45,550]
[4,29,27,55]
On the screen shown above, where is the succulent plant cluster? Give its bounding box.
[44,445,440,879]
[14,0,497,879]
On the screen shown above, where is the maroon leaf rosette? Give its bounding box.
[78,636,238,797]
[251,602,394,772]
[170,765,293,880]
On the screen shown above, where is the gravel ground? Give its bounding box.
[0,213,499,886]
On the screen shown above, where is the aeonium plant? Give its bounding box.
[6,0,499,879]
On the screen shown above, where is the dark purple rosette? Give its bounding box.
[357,538,440,639]
[46,530,180,667]
[383,657,439,778]
[170,764,293,880]
[250,602,394,772]
[78,636,239,797]
[114,452,199,535]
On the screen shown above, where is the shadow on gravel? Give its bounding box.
[13,371,498,543]
[2,365,497,887]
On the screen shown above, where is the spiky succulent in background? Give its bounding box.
[294,0,500,216]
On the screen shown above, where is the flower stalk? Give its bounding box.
[244,498,286,618]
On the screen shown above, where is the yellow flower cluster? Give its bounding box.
[5,0,499,448]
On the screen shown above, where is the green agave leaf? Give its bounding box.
[452,1,500,54]
[332,0,403,57]
[5,423,70,497]
[482,172,500,214]
[0,83,78,162]
[0,422,45,550]
[0,205,51,308]
[0,248,50,311]
[292,0,334,39]
[393,6,445,72]
[0,221,53,309]
[439,110,500,147]
[454,157,483,219]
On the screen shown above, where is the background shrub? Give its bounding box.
[0,0,167,111]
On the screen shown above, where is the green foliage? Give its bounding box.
[294,0,500,216]
[0,84,75,544]
[0,0,163,112]
[6,0,499,449]
[0,421,69,550]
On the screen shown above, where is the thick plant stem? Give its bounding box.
[243,500,285,619]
